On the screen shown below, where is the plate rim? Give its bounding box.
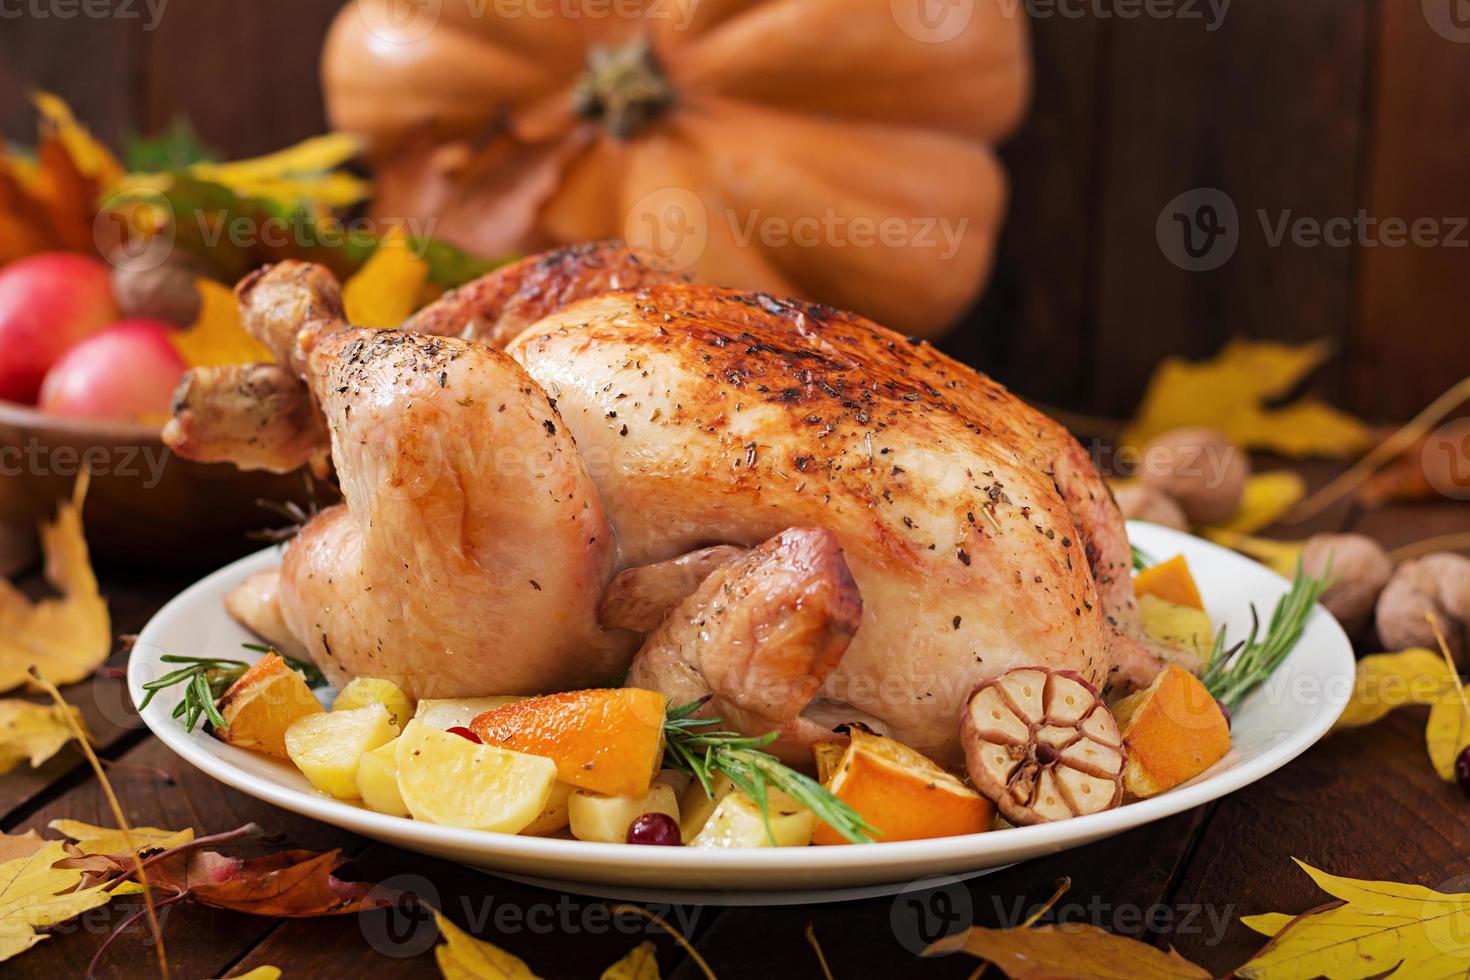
[127,523,1354,885]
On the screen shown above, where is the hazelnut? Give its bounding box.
[1375,552,1470,666]
[1301,533,1392,636]
[110,257,203,327]
[1139,428,1250,525]
[1113,484,1189,532]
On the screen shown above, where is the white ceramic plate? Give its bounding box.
[129,523,1353,904]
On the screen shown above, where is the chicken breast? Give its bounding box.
[167,245,1167,767]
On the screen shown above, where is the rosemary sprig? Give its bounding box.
[1131,543,1154,572]
[662,698,878,845]
[138,645,325,733]
[1200,558,1331,712]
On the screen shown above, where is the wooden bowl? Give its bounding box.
[0,399,321,571]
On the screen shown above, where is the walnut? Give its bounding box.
[1114,483,1189,532]
[1301,533,1393,637]
[1376,553,1470,666]
[1139,428,1249,525]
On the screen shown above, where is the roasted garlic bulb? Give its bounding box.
[961,668,1126,824]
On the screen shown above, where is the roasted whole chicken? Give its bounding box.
[166,243,1181,766]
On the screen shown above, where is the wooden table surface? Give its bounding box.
[4,460,1467,979]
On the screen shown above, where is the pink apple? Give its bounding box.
[39,320,187,422]
[0,252,120,403]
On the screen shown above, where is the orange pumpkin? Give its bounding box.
[321,0,1029,336]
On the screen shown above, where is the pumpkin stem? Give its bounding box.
[572,37,675,140]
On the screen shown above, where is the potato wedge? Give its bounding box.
[333,677,413,728]
[414,696,523,731]
[689,792,815,849]
[285,704,398,799]
[522,782,575,837]
[356,738,409,817]
[568,783,679,843]
[395,719,556,833]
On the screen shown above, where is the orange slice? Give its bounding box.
[1112,665,1231,798]
[812,729,993,845]
[214,653,323,759]
[1134,554,1205,610]
[470,688,666,798]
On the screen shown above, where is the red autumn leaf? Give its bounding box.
[148,848,396,917]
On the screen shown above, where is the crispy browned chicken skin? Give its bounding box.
[166,244,1176,766]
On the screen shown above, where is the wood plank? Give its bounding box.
[943,11,1105,410]
[0,12,145,149]
[225,843,698,978]
[2,735,364,980]
[1165,707,1467,972]
[671,810,1207,979]
[141,0,342,157]
[1353,0,1470,420]
[1088,1,1370,417]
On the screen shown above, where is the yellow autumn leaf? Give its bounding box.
[1236,859,1470,978]
[192,133,362,185]
[171,278,273,368]
[213,969,281,980]
[1426,682,1470,782]
[432,908,541,980]
[1124,339,1372,458]
[1211,472,1307,535]
[1199,529,1305,580]
[1332,650,1456,731]
[1239,911,1300,938]
[927,922,1210,979]
[0,702,81,775]
[48,819,194,856]
[31,90,123,189]
[602,941,659,980]
[0,840,123,962]
[188,133,370,213]
[344,229,431,328]
[0,474,111,692]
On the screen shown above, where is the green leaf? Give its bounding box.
[126,118,218,171]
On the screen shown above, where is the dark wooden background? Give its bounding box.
[2,0,1467,421]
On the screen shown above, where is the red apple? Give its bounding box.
[0,252,120,403]
[38,320,187,422]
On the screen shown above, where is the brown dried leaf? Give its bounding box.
[927,922,1210,979]
[150,848,396,917]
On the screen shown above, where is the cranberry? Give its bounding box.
[446,726,482,744]
[1456,746,1470,799]
[1216,699,1232,730]
[626,812,681,846]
